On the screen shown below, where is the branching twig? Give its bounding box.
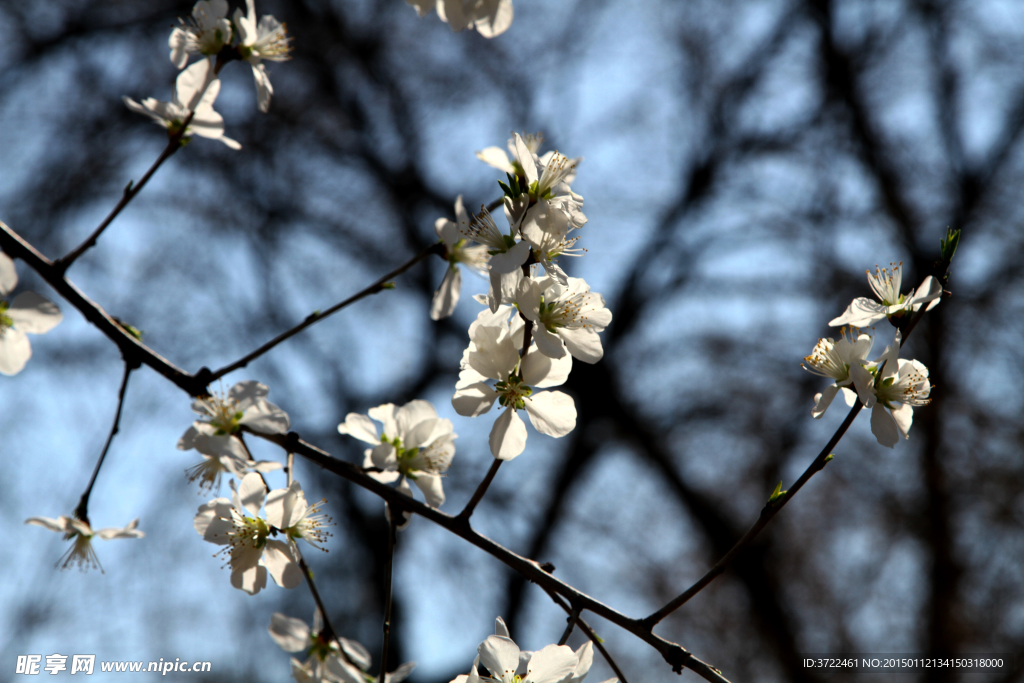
[557,603,582,646]
[542,588,630,683]
[208,243,444,381]
[379,506,398,682]
[458,459,502,520]
[74,361,134,524]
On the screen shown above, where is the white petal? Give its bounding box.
[368,403,399,440]
[811,384,839,419]
[395,400,438,438]
[890,402,914,438]
[532,326,566,359]
[405,0,436,18]
[870,404,900,448]
[0,252,17,296]
[514,133,538,186]
[850,362,877,408]
[384,661,417,683]
[337,412,381,444]
[479,635,521,679]
[268,613,310,653]
[829,297,888,327]
[264,481,304,529]
[0,292,58,333]
[252,63,273,113]
[370,443,398,470]
[559,327,603,364]
[452,382,498,417]
[521,348,572,388]
[25,516,70,533]
[476,147,515,174]
[265,540,303,588]
[472,0,514,38]
[490,240,530,274]
[237,472,267,517]
[175,57,216,111]
[572,641,594,680]
[489,408,527,460]
[524,644,577,683]
[494,617,510,638]
[96,518,144,539]
[231,563,267,594]
[194,498,233,542]
[414,472,445,508]
[431,267,461,321]
[524,391,576,438]
[0,328,31,375]
[442,0,470,31]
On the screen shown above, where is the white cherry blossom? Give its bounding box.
[830,262,942,328]
[517,275,612,363]
[269,610,389,683]
[234,0,292,112]
[459,204,531,311]
[123,58,240,149]
[169,0,232,69]
[338,400,456,508]
[853,331,932,448]
[25,515,143,572]
[476,131,545,176]
[432,196,491,320]
[452,310,575,459]
[264,481,333,551]
[0,252,62,376]
[801,327,875,418]
[407,0,514,38]
[193,472,302,594]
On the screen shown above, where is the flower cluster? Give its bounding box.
[338,400,457,519]
[125,0,291,146]
[269,611,415,683]
[0,252,62,376]
[25,516,143,572]
[450,617,615,683]
[177,380,287,492]
[806,263,936,447]
[431,133,609,459]
[194,471,331,594]
[405,0,514,38]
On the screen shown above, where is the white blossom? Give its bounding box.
[169,0,232,69]
[517,275,612,363]
[853,331,932,448]
[193,472,303,594]
[234,0,292,112]
[460,204,531,311]
[452,308,575,460]
[123,58,240,149]
[476,131,545,176]
[432,196,491,320]
[406,0,514,38]
[830,262,942,328]
[801,327,875,418]
[338,400,456,509]
[269,611,390,683]
[265,481,333,551]
[25,515,143,572]
[0,252,62,376]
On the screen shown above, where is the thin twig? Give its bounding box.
[458,459,502,520]
[557,603,582,646]
[542,588,630,683]
[208,243,443,381]
[74,361,134,524]
[379,506,398,682]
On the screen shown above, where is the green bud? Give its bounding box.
[768,481,787,505]
[382,282,396,290]
[498,180,513,197]
[940,227,961,263]
[823,453,835,463]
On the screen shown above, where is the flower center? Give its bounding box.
[199,392,244,434]
[495,375,533,410]
[0,300,12,333]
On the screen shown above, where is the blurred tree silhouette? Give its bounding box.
[1,1,1022,682]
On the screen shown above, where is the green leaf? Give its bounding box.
[940,227,961,263]
[768,481,787,504]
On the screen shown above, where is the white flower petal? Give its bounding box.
[479,635,521,679]
[268,613,309,652]
[870,404,900,448]
[524,391,576,438]
[0,327,31,375]
[231,563,267,595]
[0,252,17,296]
[264,540,302,588]
[829,297,889,327]
[558,327,603,364]
[521,348,572,388]
[532,326,566,359]
[414,472,445,508]
[476,146,515,174]
[524,644,577,683]
[472,0,514,38]
[237,472,267,517]
[453,382,498,417]
[489,408,527,460]
[338,412,382,444]
[431,267,461,321]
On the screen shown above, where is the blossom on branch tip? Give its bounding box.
[855,331,932,448]
[25,516,143,572]
[169,0,232,69]
[0,252,62,376]
[432,195,491,320]
[193,472,303,594]
[269,610,408,683]
[406,0,514,38]
[449,629,611,683]
[829,262,942,328]
[801,327,874,418]
[234,0,292,112]
[338,400,457,510]
[453,308,575,460]
[517,275,612,363]
[477,131,545,176]
[123,58,241,149]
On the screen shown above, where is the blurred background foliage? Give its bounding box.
[1,0,1022,681]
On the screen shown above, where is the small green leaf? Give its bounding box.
[823,453,835,463]
[768,481,787,504]
[940,227,961,263]
[382,282,396,290]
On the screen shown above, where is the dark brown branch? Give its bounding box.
[458,459,502,520]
